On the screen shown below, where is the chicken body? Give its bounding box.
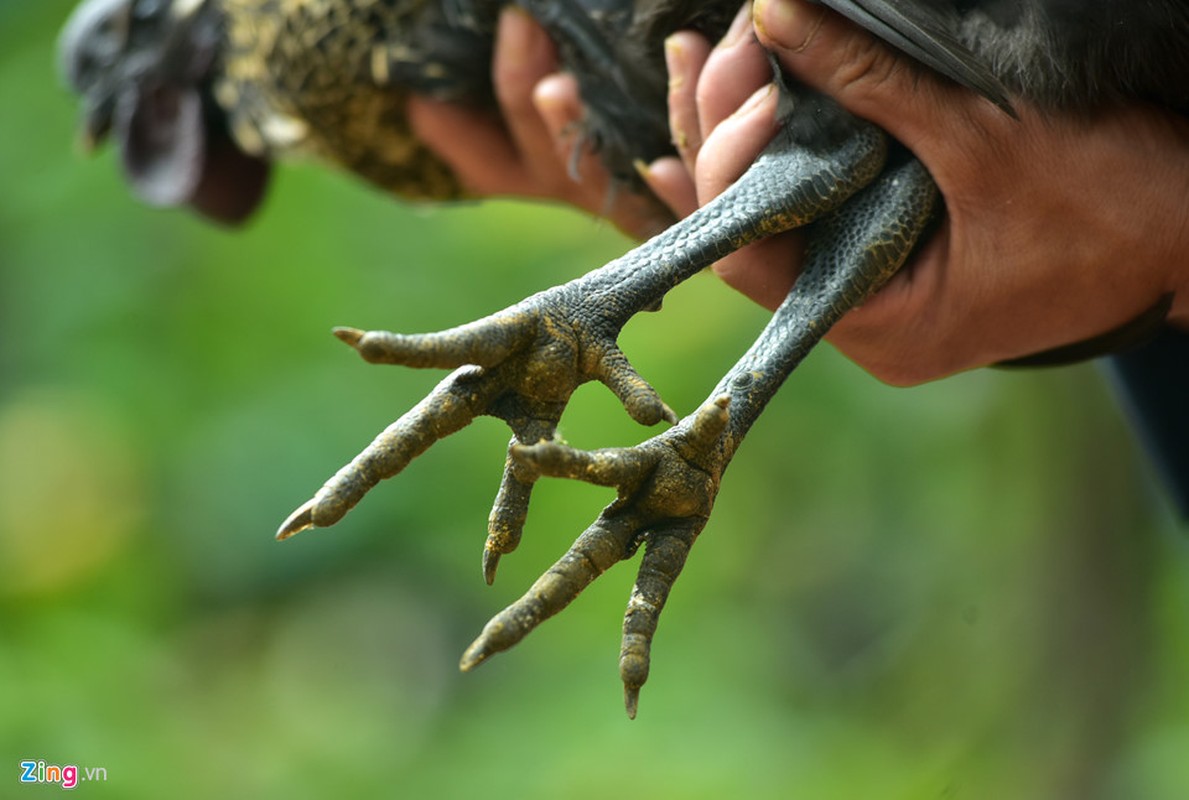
[59,0,742,212]
[213,0,495,199]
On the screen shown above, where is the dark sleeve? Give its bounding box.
[1104,327,1189,519]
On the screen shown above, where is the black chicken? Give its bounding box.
[59,0,1189,716]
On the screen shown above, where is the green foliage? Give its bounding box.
[2,4,1187,797]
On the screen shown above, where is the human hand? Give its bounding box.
[407,7,674,240]
[646,0,1189,385]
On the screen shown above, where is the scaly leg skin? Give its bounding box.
[277,83,889,589]
[459,156,940,717]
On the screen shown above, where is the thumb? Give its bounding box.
[752,0,1003,156]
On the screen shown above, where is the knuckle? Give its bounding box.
[830,36,904,97]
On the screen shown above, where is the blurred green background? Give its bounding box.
[3,3,1188,798]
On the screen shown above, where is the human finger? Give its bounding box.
[696,82,806,309]
[635,156,698,219]
[407,97,536,196]
[664,31,712,172]
[492,7,564,180]
[533,73,614,198]
[695,3,772,148]
[752,0,1010,175]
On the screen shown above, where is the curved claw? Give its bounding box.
[483,446,537,585]
[460,514,643,672]
[278,365,492,537]
[620,522,700,718]
[463,396,731,717]
[332,326,364,348]
[334,312,533,369]
[594,344,678,426]
[276,499,315,540]
[481,548,503,587]
[283,283,680,584]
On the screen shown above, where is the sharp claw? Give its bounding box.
[332,326,364,347]
[459,639,491,672]
[676,394,730,461]
[661,402,679,426]
[482,548,501,586]
[463,517,640,675]
[596,345,677,427]
[624,393,672,427]
[276,499,316,540]
[484,455,538,583]
[624,686,640,720]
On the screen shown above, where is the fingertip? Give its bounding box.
[493,5,556,105]
[753,0,820,54]
[752,0,967,148]
[718,1,756,51]
[638,156,698,218]
[665,30,712,84]
[664,31,711,168]
[695,18,773,142]
[694,83,778,204]
[495,4,542,53]
[532,72,583,140]
[532,72,603,191]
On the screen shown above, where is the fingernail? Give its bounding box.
[664,36,685,90]
[532,73,582,142]
[755,0,816,52]
[716,1,754,50]
[633,159,652,182]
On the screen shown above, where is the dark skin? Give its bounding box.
[413,1,1189,385]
